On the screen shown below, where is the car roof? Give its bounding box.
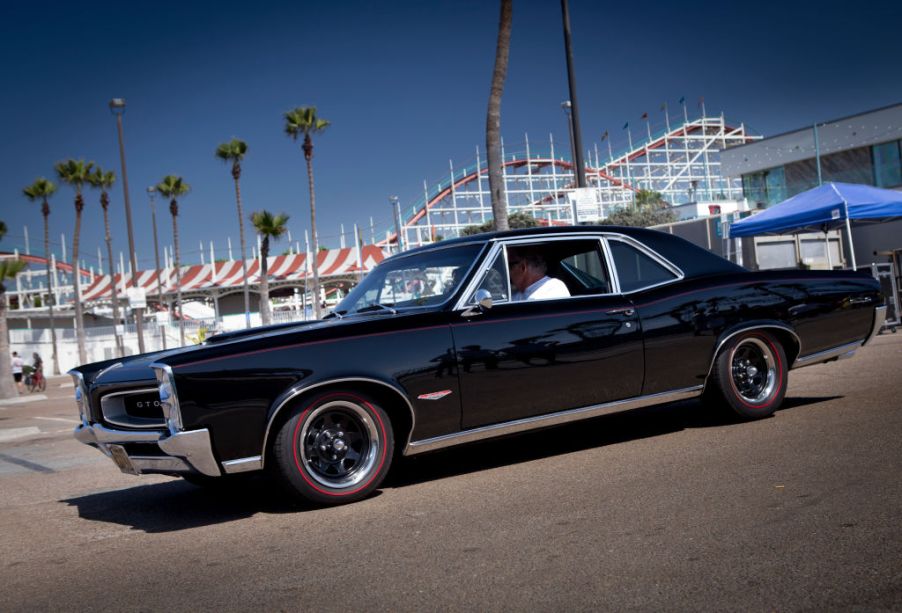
[389,225,744,278]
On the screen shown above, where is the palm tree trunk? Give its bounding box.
[103,202,124,357]
[171,205,185,347]
[233,171,251,328]
[260,237,271,325]
[42,207,60,376]
[72,195,87,364]
[0,291,19,399]
[486,0,513,232]
[305,148,322,319]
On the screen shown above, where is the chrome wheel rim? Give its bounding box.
[729,338,777,404]
[299,400,380,489]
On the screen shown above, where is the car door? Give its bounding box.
[451,235,644,429]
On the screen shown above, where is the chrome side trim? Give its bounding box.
[792,341,863,370]
[222,455,263,474]
[261,377,416,467]
[704,324,802,385]
[404,386,703,456]
[863,305,887,346]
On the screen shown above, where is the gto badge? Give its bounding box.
[417,390,453,401]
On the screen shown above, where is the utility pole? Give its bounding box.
[109,98,146,353]
[561,0,586,188]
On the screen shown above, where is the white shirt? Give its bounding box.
[513,276,571,301]
[11,356,24,374]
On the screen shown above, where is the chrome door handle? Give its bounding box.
[608,307,635,316]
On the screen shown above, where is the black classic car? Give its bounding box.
[72,226,886,505]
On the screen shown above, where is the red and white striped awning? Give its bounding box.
[80,245,385,303]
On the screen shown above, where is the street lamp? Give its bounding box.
[147,186,166,350]
[109,97,146,353]
[561,100,581,224]
[390,196,403,253]
[560,0,587,188]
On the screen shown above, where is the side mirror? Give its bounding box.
[474,289,493,310]
[462,289,493,317]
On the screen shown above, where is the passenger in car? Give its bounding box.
[508,248,571,301]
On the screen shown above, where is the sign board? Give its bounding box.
[568,188,601,223]
[127,287,147,309]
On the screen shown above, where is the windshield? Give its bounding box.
[333,243,484,315]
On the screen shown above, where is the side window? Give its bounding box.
[559,243,611,294]
[472,250,510,302]
[608,239,678,292]
[466,238,613,304]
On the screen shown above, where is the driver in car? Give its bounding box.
[508,248,570,301]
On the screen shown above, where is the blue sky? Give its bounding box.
[2,0,900,270]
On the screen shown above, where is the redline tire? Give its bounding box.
[272,391,394,506]
[708,331,788,420]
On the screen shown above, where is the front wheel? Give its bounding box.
[272,392,394,506]
[706,331,788,420]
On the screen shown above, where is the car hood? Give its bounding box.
[76,313,418,387]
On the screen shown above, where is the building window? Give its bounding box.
[821,146,874,185]
[784,158,819,197]
[874,140,902,188]
[765,167,787,204]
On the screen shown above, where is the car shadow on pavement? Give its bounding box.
[61,474,323,532]
[385,395,842,489]
[60,395,838,529]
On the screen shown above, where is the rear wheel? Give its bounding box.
[272,392,394,506]
[707,331,788,420]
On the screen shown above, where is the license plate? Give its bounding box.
[108,445,139,475]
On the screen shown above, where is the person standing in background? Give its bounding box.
[11,352,24,394]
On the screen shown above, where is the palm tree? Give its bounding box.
[22,178,61,375]
[250,210,290,325]
[87,168,124,357]
[284,106,329,319]
[155,175,190,346]
[486,0,513,232]
[215,138,252,328]
[0,221,27,399]
[55,159,94,365]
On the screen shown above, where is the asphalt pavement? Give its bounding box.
[1,333,901,611]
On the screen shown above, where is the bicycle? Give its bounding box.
[25,369,46,393]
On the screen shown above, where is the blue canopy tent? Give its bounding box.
[729,182,902,270]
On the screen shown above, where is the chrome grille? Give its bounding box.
[100,388,165,429]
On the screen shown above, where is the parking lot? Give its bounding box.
[1,333,900,611]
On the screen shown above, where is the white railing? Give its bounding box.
[9,309,316,374]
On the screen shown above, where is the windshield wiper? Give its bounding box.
[354,303,398,315]
[323,310,347,320]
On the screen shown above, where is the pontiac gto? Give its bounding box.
[71,226,886,505]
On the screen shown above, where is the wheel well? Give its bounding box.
[704,325,801,391]
[768,328,801,365]
[262,381,414,468]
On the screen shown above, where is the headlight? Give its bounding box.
[69,370,89,424]
[151,363,183,432]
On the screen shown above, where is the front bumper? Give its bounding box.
[74,423,221,477]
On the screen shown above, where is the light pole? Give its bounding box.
[390,196,403,253]
[560,0,587,188]
[562,100,580,223]
[147,187,166,350]
[109,98,146,353]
